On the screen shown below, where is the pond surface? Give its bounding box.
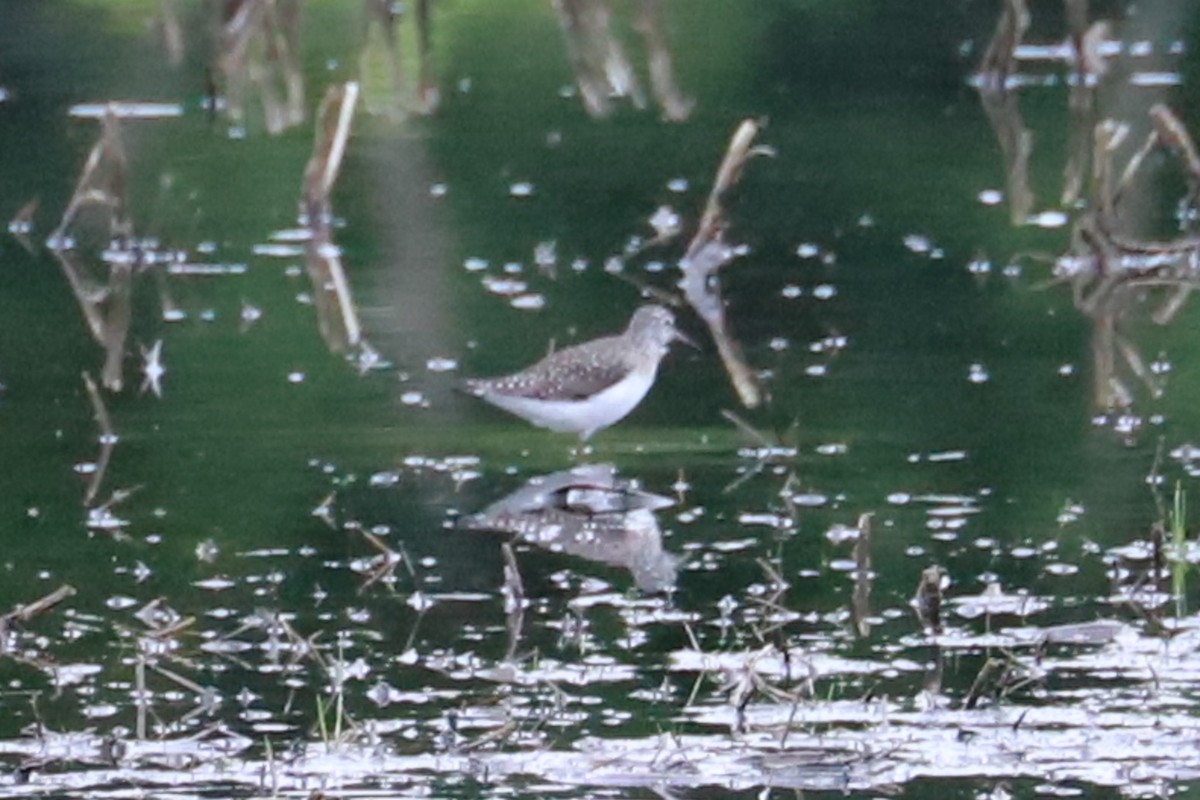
[2,1,1200,798]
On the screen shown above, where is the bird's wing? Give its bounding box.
[472,338,630,401]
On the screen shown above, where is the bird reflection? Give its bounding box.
[459,464,680,594]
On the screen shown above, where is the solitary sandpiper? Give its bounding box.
[465,305,690,440]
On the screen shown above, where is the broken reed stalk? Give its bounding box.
[680,118,773,409]
[136,653,148,739]
[852,512,873,639]
[914,565,944,634]
[964,657,1007,710]
[1,585,77,657]
[685,119,765,264]
[304,82,360,204]
[711,321,762,410]
[3,585,77,624]
[303,82,363,353]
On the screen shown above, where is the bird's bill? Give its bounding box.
[673,328,701,350]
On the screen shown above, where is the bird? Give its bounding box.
[465,305,691,440]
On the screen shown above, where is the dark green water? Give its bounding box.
[1,1,1200,797]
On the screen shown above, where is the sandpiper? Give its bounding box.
[465,305,690,440]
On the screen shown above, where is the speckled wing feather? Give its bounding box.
[469,336,631,401]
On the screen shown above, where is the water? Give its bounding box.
[1,1,1200,797]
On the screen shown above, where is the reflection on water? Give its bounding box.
[1055,104,1200,420]
[460,463,679,593]
[974,0,1109,224]
[360,0,438,119]
[552,0,691,121]
[217,0,305,136]
[301,81,373,364]
[5,1,1200,798]
[974,0,1199,439]
[975,0,1034,224]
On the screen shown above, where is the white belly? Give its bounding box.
[484,367,657,440]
